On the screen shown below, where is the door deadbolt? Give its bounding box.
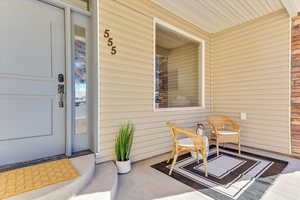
[58,73,64,83]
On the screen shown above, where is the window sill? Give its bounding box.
[154,106,206,112]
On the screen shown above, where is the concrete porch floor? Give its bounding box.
[115,145,300,200]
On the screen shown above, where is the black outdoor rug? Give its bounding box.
[151,146,288,200]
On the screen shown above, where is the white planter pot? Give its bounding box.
[116,160,131,174]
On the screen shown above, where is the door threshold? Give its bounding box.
[70,149,94,158]
[0,150,94,173]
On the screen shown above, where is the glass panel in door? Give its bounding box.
[74,25,87,135]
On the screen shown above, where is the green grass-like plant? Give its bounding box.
[115,122,135,161]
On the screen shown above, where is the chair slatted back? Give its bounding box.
[208,116,240,133]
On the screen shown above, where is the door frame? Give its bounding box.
[38,0,99,156]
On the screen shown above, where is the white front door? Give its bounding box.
[0,0,65,165]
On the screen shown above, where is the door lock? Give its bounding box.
[58,73,64,83]
[58,84,64,108]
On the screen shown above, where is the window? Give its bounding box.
[71,12,91,152]
[154,20,205,110]
[73,24,87,135]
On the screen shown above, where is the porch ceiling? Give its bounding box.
[152,0,285,33]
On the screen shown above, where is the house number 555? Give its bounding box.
[104,29,117,55]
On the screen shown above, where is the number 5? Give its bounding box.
[104,29,110,38]
[111,46,117,55]
[107,38,113,46]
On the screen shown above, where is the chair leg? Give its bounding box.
[169,152,178,175]
[203,153,208,177]
[216,138,219,156]
[196,151,199,164]
[238,137,241,155]
[167,147,175,163]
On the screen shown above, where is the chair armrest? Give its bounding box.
[176,127,198,138]
[166,122,207,153]
[231,120,240,132]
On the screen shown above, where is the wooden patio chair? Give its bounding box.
[166,122,208,177]
[208,116,241,156]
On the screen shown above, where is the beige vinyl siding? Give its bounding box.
[167,43,200,107]
[211,10,290,153]
[98,0,211,162]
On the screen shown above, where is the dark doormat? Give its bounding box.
[151,146,288,200]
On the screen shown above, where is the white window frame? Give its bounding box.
[153,18,206,112]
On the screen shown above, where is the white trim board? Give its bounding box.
[288,17,292,154]
[65,7,72,156]
[39,0,91,16]
[90,0,100,153]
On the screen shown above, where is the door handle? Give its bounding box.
[58,84,64,108]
